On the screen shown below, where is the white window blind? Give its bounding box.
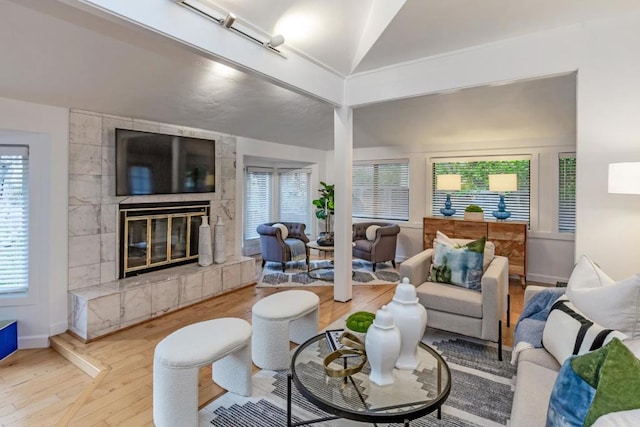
[559,153,576,233]
[279,169,311,228]
[0,145,29,294]
[244,167,272,241]
[353,160,409,221]
[432,156,531,223]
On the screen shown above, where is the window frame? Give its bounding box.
[0,145,29,295]
[430,155,532,224]
[558,152,576,234]
[352,159,410,221]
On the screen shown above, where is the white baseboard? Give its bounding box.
[18,334,50,349]
[50,320,68,337]
[526,273,568,285]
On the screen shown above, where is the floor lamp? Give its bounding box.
[608,162,640,195]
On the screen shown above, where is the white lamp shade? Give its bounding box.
[489,174,517,192]
[608,162,640,194]
[437,174,461,191]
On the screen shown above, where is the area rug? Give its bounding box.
[200,329,516,426]
[256,259,400,287]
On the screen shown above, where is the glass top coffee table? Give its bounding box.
[287,332,451,426]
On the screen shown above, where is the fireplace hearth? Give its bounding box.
[119,201,210,278]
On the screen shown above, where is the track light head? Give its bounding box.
[222,13,235,28]
[267,34,285,48]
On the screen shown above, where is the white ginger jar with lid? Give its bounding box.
[365,305,401,386]
[387,277,428,370]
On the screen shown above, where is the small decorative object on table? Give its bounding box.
[344,311,375,343]
[365,305,401,386]
[464,205,484,221]
[323,330,367,378]
[198,216,213,266]
[387,278,428,370]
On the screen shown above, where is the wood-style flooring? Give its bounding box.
[0,276,527,426]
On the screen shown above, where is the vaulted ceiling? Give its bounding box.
[1,0,638,150]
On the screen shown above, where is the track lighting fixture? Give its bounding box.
[174,0,286,57]
[221,13,235,29]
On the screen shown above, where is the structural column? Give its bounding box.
[333,106,353,302]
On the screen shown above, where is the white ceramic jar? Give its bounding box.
[198,216,213,267]
[387,277,428,370]
[365,305,401,386]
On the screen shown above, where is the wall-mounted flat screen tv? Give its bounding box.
[115,129,215,196]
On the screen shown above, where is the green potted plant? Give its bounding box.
[312,181,335,246]
[464,204,484,221]
[344,311,375,342]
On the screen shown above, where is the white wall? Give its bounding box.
[0,97,68,348]
[575,13,640,280]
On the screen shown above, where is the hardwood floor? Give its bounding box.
[0,278,526,426]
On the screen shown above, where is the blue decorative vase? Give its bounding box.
[440,194,456,217]
[492,194,511,220]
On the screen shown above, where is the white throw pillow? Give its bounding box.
[566,255,640,338]
[272,223,288,240]
[542,295,627,365]
[592,410,640,427]
[365,225,380,241]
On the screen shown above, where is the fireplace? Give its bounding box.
[119,201,210,278]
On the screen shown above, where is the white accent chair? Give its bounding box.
[153,318,252,427]
[400,239,509,360]
[251,290,320,370]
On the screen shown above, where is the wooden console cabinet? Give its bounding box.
[423,216,528,286]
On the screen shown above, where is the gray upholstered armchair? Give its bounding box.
[399,239,509,360]
[352,222,401,271]
[256,222,309,272]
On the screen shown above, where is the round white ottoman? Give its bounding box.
[153,317,252,427]
[251,290,320,370]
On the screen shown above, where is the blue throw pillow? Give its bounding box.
[547,356,596,426]
[429,237,485,291]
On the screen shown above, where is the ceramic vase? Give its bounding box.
[365,305,401,386]
[214,215,226,264]
[198,216,213,267]
[387,277,428,370]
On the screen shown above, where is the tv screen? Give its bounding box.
[115,129,215,196]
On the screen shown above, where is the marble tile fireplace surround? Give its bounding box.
[67,110,255,341]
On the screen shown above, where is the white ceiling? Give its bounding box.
[1,0,636,151]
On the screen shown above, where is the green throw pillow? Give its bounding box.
[429,237,486,291]
[572,338,640,426]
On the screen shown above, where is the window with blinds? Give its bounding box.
[431,157,531,223]
[559,153,576,233]
[279,169,311,226]
[244,167,272,241]
[353,160,409,221]
[0,146,29,294]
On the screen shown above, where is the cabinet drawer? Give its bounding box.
[454,221,487,240]
[488,222,527,242]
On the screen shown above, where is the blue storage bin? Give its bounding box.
[0,320,18,361]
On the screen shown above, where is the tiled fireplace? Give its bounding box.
[67,111,254,341]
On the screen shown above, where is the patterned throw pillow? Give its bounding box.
[542,295,627,365]
[547,338,640,427]
[429,236,486,291]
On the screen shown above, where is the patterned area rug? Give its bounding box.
[256,259,400,287]
[200,329,516,426]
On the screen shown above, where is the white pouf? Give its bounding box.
[153,318,252,427]
[252,290,320,370]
